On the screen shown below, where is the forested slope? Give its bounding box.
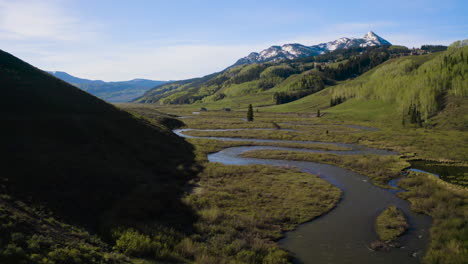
[134,46,405,107]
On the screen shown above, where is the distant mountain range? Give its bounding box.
[233,31,391,66]
[47,71,166,102]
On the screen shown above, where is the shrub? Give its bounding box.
[113,229,154,258]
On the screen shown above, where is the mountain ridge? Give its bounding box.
[233,31,391,66]
[47,71,167,102]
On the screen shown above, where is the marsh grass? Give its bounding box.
[375,206,408,241]
[179,163,341,263]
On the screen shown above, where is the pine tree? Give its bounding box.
[317,109,321,118]
[247,104,254,121]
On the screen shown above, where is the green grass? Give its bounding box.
[398,171,468,264]
[375,206,409,241]
[241,150,408,188]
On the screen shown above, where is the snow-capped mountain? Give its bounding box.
[234,31,391,65]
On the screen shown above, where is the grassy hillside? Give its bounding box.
[0,49,199,263]
[329,45,467,126]
[134,46,401,108]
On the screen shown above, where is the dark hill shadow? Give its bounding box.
[0,49,199,236]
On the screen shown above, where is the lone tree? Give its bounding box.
[247,104,254,121]
[317,109,321,118]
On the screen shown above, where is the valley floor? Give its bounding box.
[119,104,467,264]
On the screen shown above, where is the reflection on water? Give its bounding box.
[410,160,468,187]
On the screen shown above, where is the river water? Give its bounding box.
[174,128,431,264]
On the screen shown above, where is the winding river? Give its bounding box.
[174,128,431,264]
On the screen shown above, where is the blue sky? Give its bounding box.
[0,0,466,81]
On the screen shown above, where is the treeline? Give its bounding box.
[421,45,448,52]
[331,44,468,125]
[295,45,394,64]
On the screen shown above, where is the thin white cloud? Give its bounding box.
[0,0,98,41]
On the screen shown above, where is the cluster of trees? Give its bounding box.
[421,45,448,52]
[289,73,324,91]
[260,65,298,79]
[405,104,423,126]
[258,76,283,90]
[230,64,266,84]
[163,93,205,104]
[330,96,346,107]
[320,50,390,80]
[273,74,325,104]
[273,90,312,104]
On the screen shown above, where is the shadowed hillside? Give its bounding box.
[0,48,199,252]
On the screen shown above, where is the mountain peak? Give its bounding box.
[362,31,390,45]
[365,31,377,37]
[233,32,391,66]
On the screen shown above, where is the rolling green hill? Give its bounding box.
[265,42,467,129]
[0,49,198,263]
